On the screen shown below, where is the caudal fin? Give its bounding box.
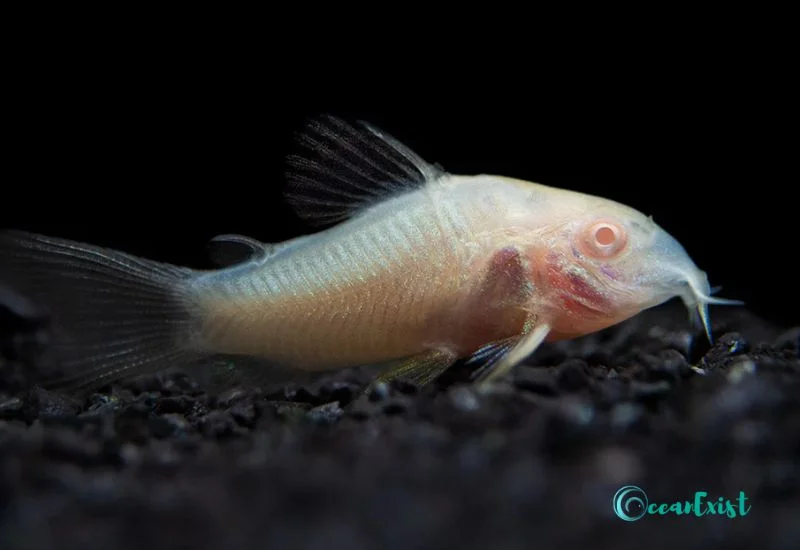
[0,230,202,394]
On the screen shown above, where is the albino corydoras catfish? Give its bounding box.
[0,116,742,394]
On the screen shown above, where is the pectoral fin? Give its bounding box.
[464,337,517,374]
[470,323,551,384]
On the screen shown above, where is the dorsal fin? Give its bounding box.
[284,115,446,228]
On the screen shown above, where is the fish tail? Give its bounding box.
[0,230,206,394]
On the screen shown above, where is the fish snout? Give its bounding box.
[640,229,744,342]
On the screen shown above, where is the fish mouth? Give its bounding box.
[680,271,744,344]
[645,229,744,344]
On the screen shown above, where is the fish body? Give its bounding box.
[0,116,742,393]
[193,174,531,369]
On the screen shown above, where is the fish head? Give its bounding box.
[534,191,743,340]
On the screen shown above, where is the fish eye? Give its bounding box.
[594,225,616,246]
[580,220,627,259]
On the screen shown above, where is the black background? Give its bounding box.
[4,51,796,329]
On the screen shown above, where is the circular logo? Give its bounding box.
[613,485,648,521]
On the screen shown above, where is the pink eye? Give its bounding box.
[594,225,617,246]
[581,221,627,258]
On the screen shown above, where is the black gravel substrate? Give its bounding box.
[1,298,798,550]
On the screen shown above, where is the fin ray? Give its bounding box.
[472,324,551,384]
[0,230,203,394]
[465,337,517,378]
[284,115,446,228]
[371,348,458,388]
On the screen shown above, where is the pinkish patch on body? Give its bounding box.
[432,246,530,355]
[547,252,611,320]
